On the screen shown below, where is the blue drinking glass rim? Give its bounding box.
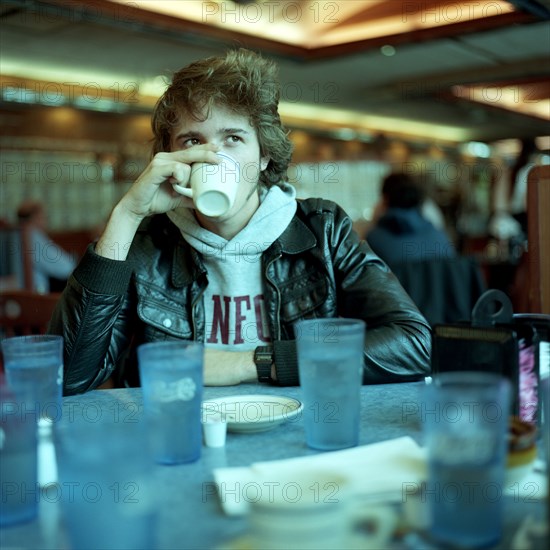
[293,318,366,342]
[1,334,63,353]
[137,341,204,364]
[138,340,204,352]
[294,317,366,330]
[429,371,510,388]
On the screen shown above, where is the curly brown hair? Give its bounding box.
[151,48,293,188]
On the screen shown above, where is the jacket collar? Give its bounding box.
[275,214,317,253]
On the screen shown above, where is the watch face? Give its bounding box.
[255,348,272,382]
[255,347,272,364]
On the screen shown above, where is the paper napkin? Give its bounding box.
[212,436,427,516]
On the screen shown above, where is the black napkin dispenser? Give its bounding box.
[431,290,547,424]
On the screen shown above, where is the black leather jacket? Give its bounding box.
[49,198,431,395]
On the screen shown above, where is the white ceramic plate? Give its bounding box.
[201,394,303,433]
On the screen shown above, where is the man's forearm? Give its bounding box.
[95,203,143,261]
[203,349,257,386]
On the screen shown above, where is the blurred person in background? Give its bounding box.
[366,172,455,270]
[487,138,542,243]
[17,200,76,293]
[49,48,431,394]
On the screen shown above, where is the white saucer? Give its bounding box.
[201,394,303,433]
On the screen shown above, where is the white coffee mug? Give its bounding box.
[172,152,239,217]
[248,469,396,550]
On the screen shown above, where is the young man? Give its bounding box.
[49,49,431,395]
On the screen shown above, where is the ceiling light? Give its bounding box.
[462,142,492,158]
[279,102,471,143]
[139,76,169,98]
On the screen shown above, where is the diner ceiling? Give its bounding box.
[1,0,549,144]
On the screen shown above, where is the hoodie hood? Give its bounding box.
[167,183,297,257]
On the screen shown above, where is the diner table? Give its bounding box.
[1,381,547,549]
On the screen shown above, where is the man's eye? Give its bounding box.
[227,135,241,143]
[184,138,201,147]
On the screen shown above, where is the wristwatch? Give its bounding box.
[254,345,273,383]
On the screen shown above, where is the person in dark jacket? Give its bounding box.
[49,49,431,395]
[366,172,455,270]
